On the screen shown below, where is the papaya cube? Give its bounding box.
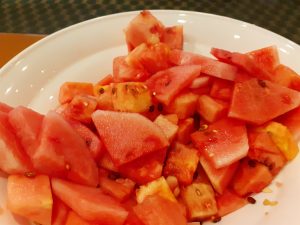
[136,176,177,203]
[93,84,114,110]
[210,78,233,101]
[164,143,199,185]
[154,114,178,142]
[181,181,217,221]
[176,118,195,144]
[61,95,98,124]
[264,121,299,161]
[200,156,239,194]
[197,95,228,123]
[59,82,94,104]
[165,92,199,119]
[216,189,248,217]
[164,113,179,125]
[112,82,152,113]
[7,175,53,225]
[232,159,273,196]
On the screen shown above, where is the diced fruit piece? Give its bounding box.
[229,78,300,125]
[146,65,201,105]
[176,118,195,144]
[52,197,69,225]
[99,169,135,201]
[136,176,176,203]
[92,110,168,166]
[164,91,199,119]
[113,56,150,82]
[216,189,248,217]
[98,152,119,172]
[126,43,171,74]
[125,10,164,51]
[65,211,94,225]
[278,106,300,142]
[273,64,300,91]
[181,181,218,221]
[124,210,145,225]
[164,113,179,125]
[51,178,128,225]
[97,74,113,86]
[93,84,114,110]
[197,95,228,123]
[0,102,13,113]
[210,78,234,100]
[0,112,33,174]
[164,143,199,185]
[59,82,94,104]
[120,150,166,185]
[169,49,238,81]
[247,45,280,72]
[7,175,52,225]
[192,118,249,169]
[199,156,239,194]
[33,111,98,186]
[210,48,273,81]
[154,114,178,141]
[162,25,183,50]
[232,159,273,196]
[189,76,211,89]
[61,95,98,124]
[67,119,103,161]
[133,195,187,225]
[112,82,152,113]
[264,122,299,160]
[8,106,44,157]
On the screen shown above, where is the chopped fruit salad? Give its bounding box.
[1,10,300,225]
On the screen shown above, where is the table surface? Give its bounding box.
[1,0,300,67]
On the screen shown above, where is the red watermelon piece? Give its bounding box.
[32,111,98,186]
[51,178,128,225]
[0,112,33,174]
[8,106,44,157]
[0,102,13,113]
[229,78,300,125]
[92,110,168,166]
[146,65,201,105]
[191,118,249,169]
[169,49,238,81]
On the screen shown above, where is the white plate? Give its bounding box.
[0,10,300,225]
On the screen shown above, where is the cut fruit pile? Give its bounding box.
[1,10,300,225]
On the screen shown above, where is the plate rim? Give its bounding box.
[1,9,299,77]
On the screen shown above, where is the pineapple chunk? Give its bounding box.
[93,84,114,110]
[154,114,178,141]
[136,176,177,203]
[181,182,218,221]
[265,122,299,160]
[112,82,152,113]
[164,143,199,185]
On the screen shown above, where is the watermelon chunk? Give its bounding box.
[146,65,201,105]
[8,106,44,157]
[7,175,53,225]
[51,178,128,225]
[33,111,98,186]
[169,49,238,81]
[0,112,33,174]
[191,118,249,169]
[229,78,300,125]
[0,102,13,113]
[92,110,168,166]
